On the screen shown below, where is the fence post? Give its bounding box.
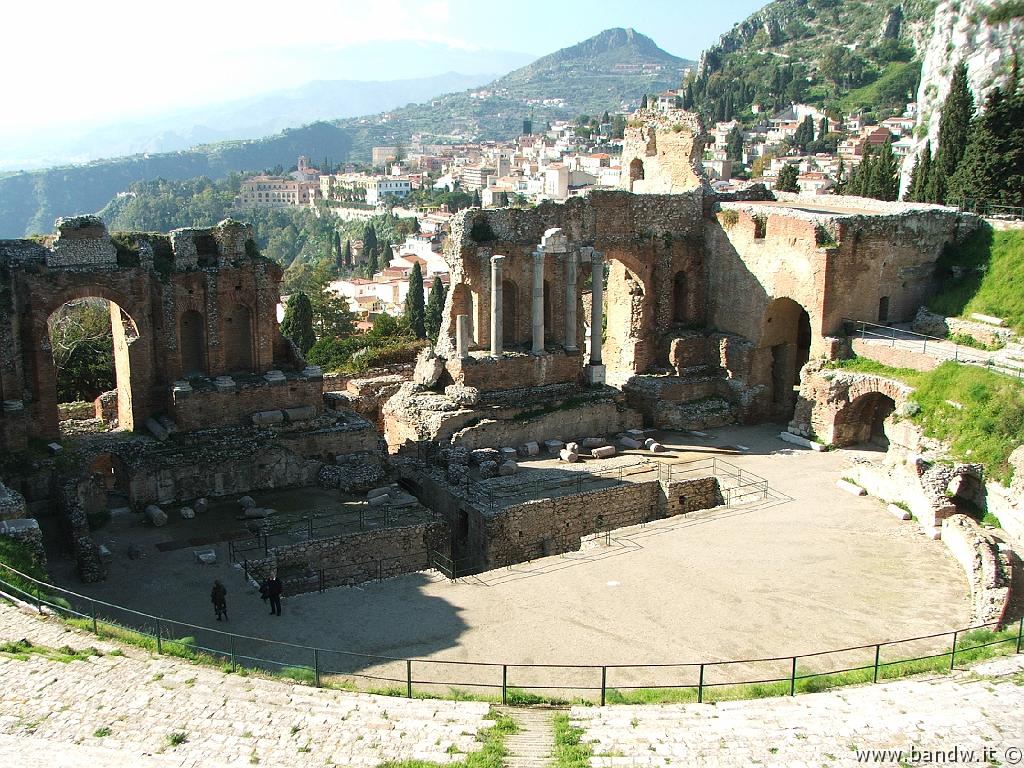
[873,644,881,683]
[313,648,321,688]
[1018,616,1023,654]
[91,599,98,634]
[789,656,797,696]
[698,663,705,703]
[406,660,413,698]
[890,326,896,348]
[950,630,958,671]
[230,635,236,673]
[502,665,508,705]
[156,618,163,655]
[600,666,607,707]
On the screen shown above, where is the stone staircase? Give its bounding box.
[496,706,556,768]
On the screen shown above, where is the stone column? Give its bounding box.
[490,255,504,358]
[563,249,578,352]
[531,249,545,354]
[456,314,470,359]
[587,250,606,384]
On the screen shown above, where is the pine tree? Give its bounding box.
[933,61,975,203]
[424,276,447,341]
[776,163,800,192]
[405,262,426,339]
[947,87,1024,207]
[280,292,316,355]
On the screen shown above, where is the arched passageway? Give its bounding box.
[502,281,519,346]
[833,392,897,448]
[672,271,689,324]
[761,297,812,419]
[179,310,206,376]
[629,159,645,191]
[223,304,254,373]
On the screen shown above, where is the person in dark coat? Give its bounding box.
[211,580,228,621]
[266,571,283,616]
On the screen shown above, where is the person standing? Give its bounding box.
[211,580,228,621]
[267,571,283,616]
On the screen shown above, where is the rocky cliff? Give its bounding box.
[901,0,1024,191]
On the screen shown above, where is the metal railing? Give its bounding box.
[842,318,1023,379]
[958,199,1024,220]
[240,549,454,593]
[1,560,1020,706]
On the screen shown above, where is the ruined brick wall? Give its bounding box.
[850,338,939,372]
[619,108,708,194]
[445,351,583,391]
[250,520,448,593]
[170,375,323,431]
[0,216,304,450]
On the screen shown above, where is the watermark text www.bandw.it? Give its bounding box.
[856,745,1022,764]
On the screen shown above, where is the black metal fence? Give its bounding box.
[2,561,1020,706]
[958,199,1024,220]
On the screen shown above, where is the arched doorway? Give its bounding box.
[833,392,897,448]
[502,280,518,345]
[629,159,645,191]
[761,298,812,418]
[179,310,206,376]
[223,304,254,373]
[45,296,144,434]
[672,271,689,324]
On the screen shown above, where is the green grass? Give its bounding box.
[378,709,518,768]
[838,61,919,114]
[947,333,1004,352]
[930,227,1024,334]
[92,726,111,738]
[825,358,1024,484]
[552,713,592,768]
[166,731,188,747]
[0,639,103,663]
[279,666,315,684]
[0,539,72,609]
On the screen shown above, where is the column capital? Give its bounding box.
[541,227,569,254]
[490,253,506,266]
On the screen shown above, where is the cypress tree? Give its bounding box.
[933,61,975,203]
[363,224,378,261]
[405,262,426,339]
[280,292,316,355]
[947,87,1024,207]
[834,158,846,194]
[333,231,342,271]
[424,276,447,341]
[870,139,899,201]
[906,141,931,202]
[342,239,352,268]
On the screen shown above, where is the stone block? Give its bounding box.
[264,370,287,386]
[179,506,195,520]
[145,417,169,441]
[193,498,208,514]
[500,447,518,462]
[144,505,168,527]
[242,507,274,519]
[888,503,912,521]
[470,448,501,465]
[499,460,517,476]
[302,365,324,379]
[172,380,193,399]
[368,494,391,507]
[584,364,606,385]
[836,479,866,496]
[518,441,540,457]
[565,441,580,454]
[559,449,580,463]
[479,460,499,479]
[214,376,236,393]
[648,442,667,453]
[970,313,1004,326]
[544,439,564,454]
[367,487,393,500]
[581,437,607,449]
[778,431,826,451]
[413,348,445,387]
[194,549,217,564]
[47,442,63,454]
[238,496,255,510]
[592,445,617,459]
[97,544,113,563]
[252,410,285,426]
[620,436,643,449]
[285,406,316,422]
[390,493,418,508]
[626,429,646,439]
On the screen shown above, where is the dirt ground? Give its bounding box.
[45,424,972,696]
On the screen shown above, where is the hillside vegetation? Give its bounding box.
[688,0,935,121]
[928,226,1024,334]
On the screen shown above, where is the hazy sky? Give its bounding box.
[2,0,766,136]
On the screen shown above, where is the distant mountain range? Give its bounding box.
[0,28,692,237]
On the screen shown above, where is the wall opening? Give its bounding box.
[761,297,812,419]
[833,392,897,448]
[878,296,890,324]
[501,280,518,345]
[629,158,645,191]
[179,310,206,376]
[672,271,689,324]
[543,279,552,345]
[223,304,254,373]
[451,284,475,344]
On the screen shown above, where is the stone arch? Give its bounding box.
[833,392,897,448]
[628,158,645,191]
[28,286,153,437]
[760,297,812,418]
[223,304,254,373]
[179,310,206,376]
[450,284,475,344]
[501,280,518,345]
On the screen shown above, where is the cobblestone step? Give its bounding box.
[496,706,556,768]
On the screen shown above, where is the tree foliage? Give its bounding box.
[946,86,1024,207]
[775,163,800,192]
[932,61,975,204]
[48,299,115,403]
[424,276,447,342]
[280,292,316,354]
[405,262,426,339]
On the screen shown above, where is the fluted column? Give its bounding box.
[490,255,504,357]
[531,249,545,354]
[563,249,578,352]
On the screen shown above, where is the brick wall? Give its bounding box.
[851,338,939,372]
[171,376,323,431]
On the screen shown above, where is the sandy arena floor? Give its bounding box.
[45,424,972,696]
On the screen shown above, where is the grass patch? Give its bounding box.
[378,709,517,768]
[838,61,919,114]
[947,333,1004,352]
[93,726,111,738]
[552,713,591,768]
[166,731,188,747]
[930,227,1024,334]
[0,638,102,663]
[279,666,315,684]
[0,539,71,610]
